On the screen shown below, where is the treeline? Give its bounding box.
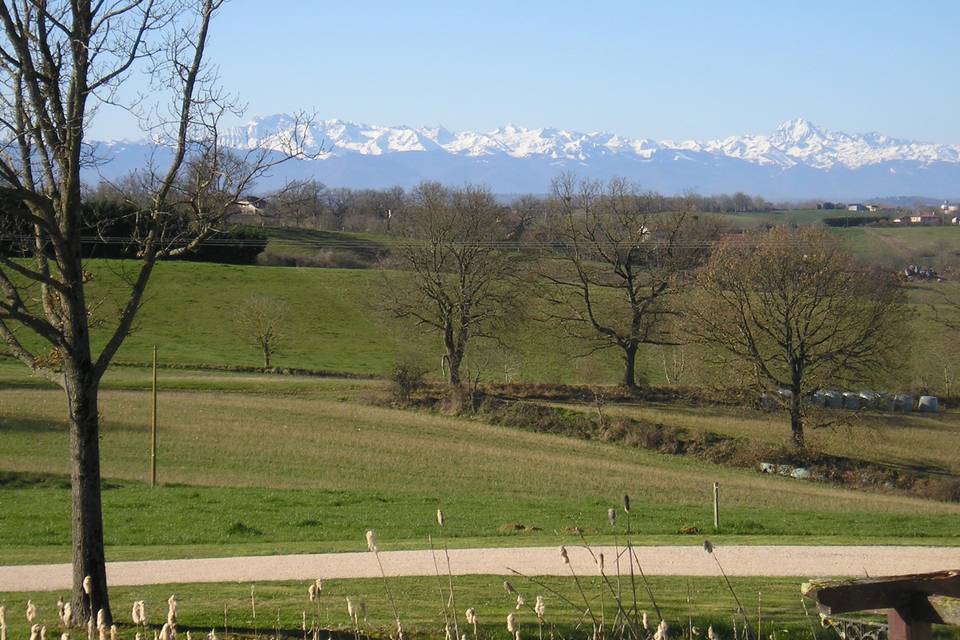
[2,192,268,265]
[241,180,775,234]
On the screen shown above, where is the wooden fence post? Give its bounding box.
[713,482,720,529]
[888,606,932,640]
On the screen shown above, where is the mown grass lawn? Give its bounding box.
[1,372,958,566]
[0,575,840,640]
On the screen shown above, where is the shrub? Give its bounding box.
[389,359,427,405]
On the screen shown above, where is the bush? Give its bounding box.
[389,359,427,405]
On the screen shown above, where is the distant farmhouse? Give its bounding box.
[236,196,269,215]
[893,212,942,225]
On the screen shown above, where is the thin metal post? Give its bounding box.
[151,345,157,488]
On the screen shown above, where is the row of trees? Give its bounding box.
[386,177,907,450]
[238,181,776,233]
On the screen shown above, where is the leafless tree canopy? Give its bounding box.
[234,294,289,368]
[685,226,907,448]
[0,0,309,622]
[541,174,719,388]
[384,182,519,386]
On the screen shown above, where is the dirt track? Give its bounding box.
[2,545,959,592]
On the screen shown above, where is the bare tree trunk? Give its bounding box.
[622,343,639,389]
[790,381,805,449]
[443,322,463,387]
[66,367,111,624]
[262,343,271,368]
[447,350,462,386]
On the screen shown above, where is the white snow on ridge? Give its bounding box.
[221,115,960,170]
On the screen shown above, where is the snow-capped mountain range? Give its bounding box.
[90,117,960,199]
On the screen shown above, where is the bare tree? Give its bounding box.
[541,174,718,389]
[0,0,308,621]
[267,180,325,227]
[235,294,289,368]
[685,226,906,449]
[384,183,518,387]
[324,187,355,231]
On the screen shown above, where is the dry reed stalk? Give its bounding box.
[27,600,38,623]
[435,513,461,640]
[654,619,669,640]
[366,529,403,639]
[757,591,762,640]
[557,547,600,635]
[703,541,753,640]
[250,585,257,639]
[628,544,662,624]
[83,577,93,630]
[429,534,452,636]
[345,597,359,640]
[465,608,478,640]
[534,596,545,640]
[575,529,639,640]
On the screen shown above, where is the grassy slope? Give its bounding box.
[568,400,960,477]
[1,373,958,565]
[10,253,959,390]
[50,258,630,383]
[710,209,874,229]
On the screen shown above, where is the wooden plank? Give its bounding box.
[802,570,960,615]
[888,607,931,640]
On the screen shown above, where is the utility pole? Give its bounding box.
[151,345,158,488]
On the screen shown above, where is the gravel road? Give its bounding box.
[2,545,958,592]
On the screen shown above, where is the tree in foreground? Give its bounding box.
[235,294,289,368]
[541,175,718,389]
[384,183,518,387]
[685,226,906,449]
[0,0,307,622]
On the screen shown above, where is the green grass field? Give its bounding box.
[0,575,827,640]
[3,237,960,637]
[710,209,874,229]
[5,254,958,392]
[1,370,958,566]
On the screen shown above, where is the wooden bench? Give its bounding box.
[802,570,960,640]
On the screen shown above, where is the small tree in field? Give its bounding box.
[384,183,518,387]
[541,174,718,389]
[235,295,289,368]
[685,226,906,449]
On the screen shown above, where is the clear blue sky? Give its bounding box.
[89,0,960,143]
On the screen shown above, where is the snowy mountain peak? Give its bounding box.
[90,116,960,198]
[220,116,960,171]
[773,117,824,142]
